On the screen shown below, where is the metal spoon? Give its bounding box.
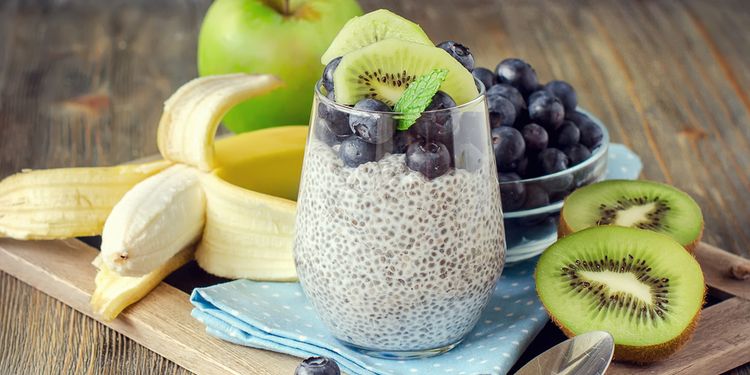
[514,331,615,375]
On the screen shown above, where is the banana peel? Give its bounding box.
[0,161,171,239]
[91,247,194,321]
[196,126,306,281]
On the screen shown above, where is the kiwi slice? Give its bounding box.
[560,180,703,251]
[536,226,705,363]
[321,9,433,65]
[333,39,479,106]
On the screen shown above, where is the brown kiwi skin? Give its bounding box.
[536,275,706,364]
[557,199,704,253]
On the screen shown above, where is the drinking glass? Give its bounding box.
[293,81,505,359]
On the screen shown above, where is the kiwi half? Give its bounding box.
[560,180,703,251]
[320,9,433,65]
[536,226,705,363]
[333,39,479,106]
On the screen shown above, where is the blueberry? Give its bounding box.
[499,173,526,211]
[491,126,525,172]
[437,41,474,70]
[339,136,378,167]
[411,91,456,145]
[487,95,517,128]
[578,120,604,149]
[315,118,343,146]
[523,184,550,209]
[406,141,452,179]
[487,84,526,114]
[321,56,342,93]
[521,123,548,153]
[317,91,350,136]
[349,99,395,144]
[393,129,421,154]
[472,67,496,91]
[515,156,529,177]
[565,110,593,127]
[294,356,341,375]
[528,91,565,131]
[495,58,539,95]
[555,120,580,147]
[544,80,577,112]
[538,148,569,174]
[564,144,592,165]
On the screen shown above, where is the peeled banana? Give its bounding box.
[0,161,170,240]
[101,164,205,277]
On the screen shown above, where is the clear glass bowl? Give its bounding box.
[500,109,609,263]
[294,82,505,359]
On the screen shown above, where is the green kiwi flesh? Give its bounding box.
[321,9,433,65]
[333,39,479,106]
[535,226,705,363]
[560,180,703,250]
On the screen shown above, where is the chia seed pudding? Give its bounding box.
[294,138,505,352]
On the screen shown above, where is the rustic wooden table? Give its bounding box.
[1,0,748,373]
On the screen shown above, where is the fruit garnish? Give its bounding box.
[393,68,448,130]
[294,356,341,375]
[436,40,475,70]
[535,226,705,363]
[320,9,432,65]
[332,39,479,107]
[560,179,704,251]
[0,161,170,240]
[406,140,452,180]
[349,98,395,143]
[409,91,456,144]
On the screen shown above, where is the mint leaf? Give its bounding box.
[394,69,449,130]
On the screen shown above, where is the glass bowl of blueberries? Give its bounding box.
[474,58,610,263]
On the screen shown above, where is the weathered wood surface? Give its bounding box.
[1,239,749,375]
[1,0,749,374]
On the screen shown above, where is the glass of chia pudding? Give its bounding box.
[293,76,506,358]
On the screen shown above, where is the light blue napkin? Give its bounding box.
[190,143,641,375]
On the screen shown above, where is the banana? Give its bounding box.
[0,73,306,321]
[91,246,194,321]
[0,161,170,240]
[101,164,205,277]
[157,74,284,171]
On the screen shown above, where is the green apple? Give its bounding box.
[198,0,362,133]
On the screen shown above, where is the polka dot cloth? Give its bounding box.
[190,144,642,375]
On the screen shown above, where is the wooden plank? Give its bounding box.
[2,237,749,375]
[0,238,299,375]
[607,297,750,375]
[695,242,750,301]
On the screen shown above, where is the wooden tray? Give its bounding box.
[0,238,748,374]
